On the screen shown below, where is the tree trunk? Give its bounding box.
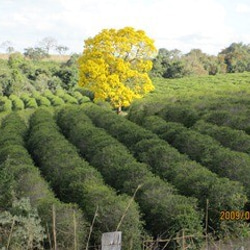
[117,106,122,114]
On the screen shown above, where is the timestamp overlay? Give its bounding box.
[220,211,250,221]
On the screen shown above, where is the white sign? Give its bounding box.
[101,231,122,250]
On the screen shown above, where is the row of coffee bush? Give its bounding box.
[27,108,142,249]
[57,105,204,248]
[0,90,90,112]
[81,104,248,237]
[0,112,88,249]
[193,120,250,154]
[142,115,250,199]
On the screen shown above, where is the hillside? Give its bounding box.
[1,73,250,249]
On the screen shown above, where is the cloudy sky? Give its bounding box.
[1,0,250,55]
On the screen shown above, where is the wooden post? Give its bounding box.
[86,206,99,250]
[52,204,57,250]
[6,218,15,250]
[205,199,209,250]
[182,229,185,250]
[46,223,52,250]
[73,210,77,250]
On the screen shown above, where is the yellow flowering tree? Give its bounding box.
[78,27,157,113]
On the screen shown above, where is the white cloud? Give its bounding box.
[51,0,232,54]
[0,0,246,54]
[236,3,250,13]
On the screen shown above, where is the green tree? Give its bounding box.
[24,47,49,61]
[219,42,250,73]
[38,37,58,54]
[151,48,185,78]
[0,40,15,54]
[56,45,69,55]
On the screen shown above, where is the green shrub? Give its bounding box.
[71,91,82,99]
[9,95,24,110]
[157,104,200,127]
[75,87,94,100]
[0,113,88,249]
[55,89,65,97]
[20,94,38,109]
[28,109,143,249]
[26,98,38,108]
[193,120,250,154]
[51,96,65,106]
[35,96,51,107]
[62,93,78,104]
[143,115,250,199]
[1,99,13,112]
[79,96,90,104]
[79,105,248,237]
[43,89,53,97]
[14,99,24,110]
[57,106,203,245]
[81,103,157,149]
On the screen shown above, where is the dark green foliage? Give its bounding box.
[60,93,78,104]
[75,87,95,100]
[143,115,250,199]
[157,104,200,127]
[26,98,38,108]
[0,112,88,249]
[0,166,15,209]
[34,95,51,107]
[150,47,226,78]
[204,110,235,126]
[43,91,65,106]
[203,110,250,134]
[9,94,24,110]
[71,91,91,104]
[57,105,203,246]
[219,42,250,73]
[28,108,143,249]
[81,103,157,149]
[54,67,78,90]
[20,94,38,109]
[47,76,62,92]
[79,104,248,237]
[24,47,49,61]
[193,120,250,154]
[0,96,13,111]
[0,52,80,97]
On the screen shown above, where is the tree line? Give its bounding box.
[0,52,80,97]
[151,42,250,78]
[0,37,69,59]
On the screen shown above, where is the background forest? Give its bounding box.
[1,40,250,98]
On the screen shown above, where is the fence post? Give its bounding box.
[52,204,57,250]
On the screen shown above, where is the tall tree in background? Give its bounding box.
[0,40,15,54]
[151,48,185,78]
[219,42,250,73]
[78,27,156,113]
[38,37,58,54]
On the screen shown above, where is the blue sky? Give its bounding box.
[1,0,250,55]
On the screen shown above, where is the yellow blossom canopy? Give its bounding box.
[78,27,157,111]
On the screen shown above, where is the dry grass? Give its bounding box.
[0,53,71,62]
[42,54,71,62]
[0,53,9,60]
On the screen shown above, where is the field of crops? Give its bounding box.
[1,72,250,249]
